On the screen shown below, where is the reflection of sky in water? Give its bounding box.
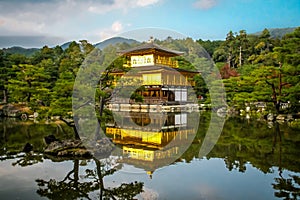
[112,158,277,200]
[0,159,74,199]
[0,156,291,199]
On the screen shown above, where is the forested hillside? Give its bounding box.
[0,27,299,120]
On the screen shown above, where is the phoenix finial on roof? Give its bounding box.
[148,36,154,43]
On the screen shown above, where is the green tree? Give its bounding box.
[8,64,51,106]
[32,45,64,86]
[50,41,85,117]
[212,48,227,63]
[196,39,224,57]
[248,28,278,65]
[0,50,11,103]
[235,30,249,67]
[225,30,236,68]
[274,27,300,112]
[0,52,29,103]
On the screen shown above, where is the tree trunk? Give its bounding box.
[73,116,81,140]
[73,159,79,188]
[227,53,231,68]
[94,158,104,199]
[95,97,105,140]
[274,122,282,176]
[59,116,81,140]
[239,46,242,67]
[27,80,32,102]
[266,80,280,113]
[278,62,283,113]
[3,89,7,103]
[27,92,31,102]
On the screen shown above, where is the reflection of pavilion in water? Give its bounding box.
[106,111,196,176]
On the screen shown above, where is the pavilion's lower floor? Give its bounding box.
[110,85,197,105]
[106,103,199,113]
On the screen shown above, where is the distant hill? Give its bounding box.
[60,41,72,50]
[2,46,39,56]
[94,37,139,49]
[59,37,139,50]
[1,37,139,57]
[252,27,297,38]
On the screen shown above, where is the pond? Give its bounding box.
[0,112,299,200]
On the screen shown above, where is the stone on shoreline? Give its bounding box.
[44,139,92,158]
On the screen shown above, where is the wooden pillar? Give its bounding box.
[167,90,170,101]
[160,89,163,100]
[180,75,182,85]
[167,74,169,85]
[173,73,176,85]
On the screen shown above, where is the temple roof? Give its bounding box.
[110,65,198,74]
[139,65,198,73]
[118,42,184,56]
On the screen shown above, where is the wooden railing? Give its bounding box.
[155,58,178,68]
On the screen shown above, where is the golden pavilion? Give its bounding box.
[107,38,198,110]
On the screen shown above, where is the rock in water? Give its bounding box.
[44,135,58,145]
[44,139,92,158]
[276,114,285,121]
[23,143,33,153]
[267,113,275,121]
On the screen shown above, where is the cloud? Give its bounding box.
[99,21,124,40]
[0,0,161,36]
[83,20,126,43]
[111,21,123,32]
[140,187,159,200]
[0,16,46,35]
[193,0,218,10]
[0,0,80,35]
[87,0,160,14]
[0,19,5,26]
[136,0,160,7]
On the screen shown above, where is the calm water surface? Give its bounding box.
[0,113,299,200]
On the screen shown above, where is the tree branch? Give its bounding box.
[73,100,92,110]
[59,117,75,127]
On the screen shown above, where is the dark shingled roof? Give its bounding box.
[118,42,184,56]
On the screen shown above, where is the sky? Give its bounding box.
[0,0,299,48]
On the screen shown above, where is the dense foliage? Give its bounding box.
[0,27,299,118]
[217,27,300,113]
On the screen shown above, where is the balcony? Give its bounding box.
[155,58,178,68]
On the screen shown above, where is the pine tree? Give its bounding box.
[50,41,84,116]
[274,27,300,112]
[8,64,51,106]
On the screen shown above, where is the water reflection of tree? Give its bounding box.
[0,119,74,154]
[194,116,300,199]
[36,157,144,200]
[36,159,93,199]
[272,174,300,200]
[12,153,43,167]
[204,117,300,173]
[271,122,300,200]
